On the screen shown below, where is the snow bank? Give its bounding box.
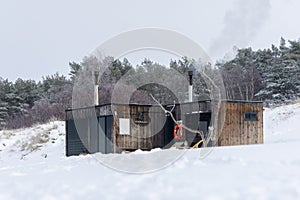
[264,102,300,144]
[0,102,300,200]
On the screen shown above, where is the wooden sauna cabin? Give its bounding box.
[65,100,263,156]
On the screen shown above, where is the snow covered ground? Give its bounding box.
[1,102,300,200]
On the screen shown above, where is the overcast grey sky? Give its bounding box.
[0,0,299,81]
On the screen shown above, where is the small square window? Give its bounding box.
[245,112,258,121]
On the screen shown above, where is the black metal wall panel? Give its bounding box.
[90,117,98,153]
[66,120,88,156]
[163,115,175,148]
[98,117,106,154]
[66,115,114,156]
[105,116,114,153]
[77,118,89,149]
[185,112,211,147]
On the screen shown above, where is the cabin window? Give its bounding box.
[244,112,258,121]
[135,111,144,122]
[119,118,130,135]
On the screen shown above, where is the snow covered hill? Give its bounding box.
[0,102,300,200]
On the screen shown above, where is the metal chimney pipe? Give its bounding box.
[188,70,193,102]
[94,71,99,106]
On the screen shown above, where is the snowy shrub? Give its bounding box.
[18,131,50,152]
[1,130,15,139]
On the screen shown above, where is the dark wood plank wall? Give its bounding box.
[218,102,263,146]
[113,105,166,151]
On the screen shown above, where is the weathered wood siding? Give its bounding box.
[113,104,169,151]
[218,101,263,146]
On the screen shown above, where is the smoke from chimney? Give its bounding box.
[209,0,271,60]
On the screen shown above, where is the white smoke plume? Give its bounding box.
[209,0,271,60]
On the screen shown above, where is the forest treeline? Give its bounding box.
[0,37,299,130]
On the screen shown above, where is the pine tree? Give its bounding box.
[0,100,8,130]
[69,61,82,81]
